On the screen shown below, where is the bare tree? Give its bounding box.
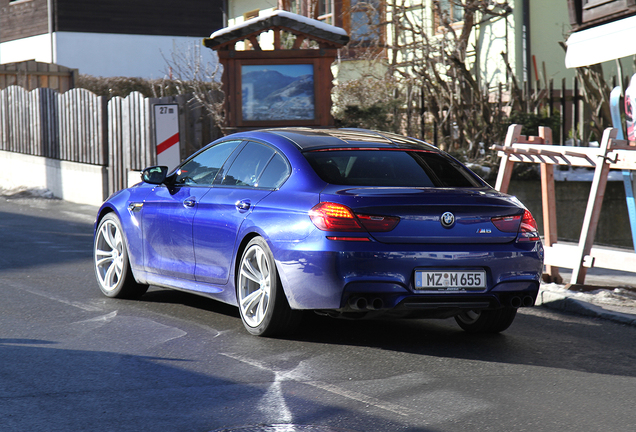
[334,0,517,157]
[397,0,513,154]
[161,42,225,129]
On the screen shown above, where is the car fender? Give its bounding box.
[95,185,153,282]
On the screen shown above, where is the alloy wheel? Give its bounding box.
[238,244,272,328]
[94,219,125,292]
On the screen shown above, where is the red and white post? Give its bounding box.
[154,104,180,171]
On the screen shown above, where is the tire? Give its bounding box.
[94,213,148,299]
[454,307,517,333]
[236,237,299,337]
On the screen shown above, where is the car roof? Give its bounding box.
[254,128,440,152]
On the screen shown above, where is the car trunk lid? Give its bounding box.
[319,186,524,244]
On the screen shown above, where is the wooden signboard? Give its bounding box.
[203,10,349,131]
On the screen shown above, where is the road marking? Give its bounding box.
[221,353,417,417]
[71,310,118,324]
[20,286,104,312]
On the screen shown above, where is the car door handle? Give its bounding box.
[235,200,251,211]
[183,198,196,208]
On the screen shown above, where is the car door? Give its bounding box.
[141,140,242,280]
[193,141,291,285]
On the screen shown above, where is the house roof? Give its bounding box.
[203,10,349,49]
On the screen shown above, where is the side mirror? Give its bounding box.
[141,166,169,184]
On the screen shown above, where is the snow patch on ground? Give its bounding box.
[0,186,56,199]
[541,282,636,308]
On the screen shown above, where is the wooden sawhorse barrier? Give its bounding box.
[493,124,636,286]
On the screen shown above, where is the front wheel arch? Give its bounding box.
[93,211,148,299]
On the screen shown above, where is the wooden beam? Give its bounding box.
[571,128,616,284]
[495,124,523,193]
[247,35,262,51]
[292,35,306,50]
[545,243,636,273]
[539,127,562,282]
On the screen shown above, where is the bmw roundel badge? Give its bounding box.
[440,211,455,228]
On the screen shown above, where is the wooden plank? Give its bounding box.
[545,243,636,273]
[226,58,236,127]
[571,127,616,284]
[544,244,579,269]
[30,88,41,156]
[587,246,636,271]
[108,96,124,193]
[539,126,562,282]
[315,58,325,125]
[49,64,60,92]
[247,35,262,51]
[293,34,306,50]
[494,142,636,170]
[494,124,522,193]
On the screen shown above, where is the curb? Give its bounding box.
[536,288,636,326]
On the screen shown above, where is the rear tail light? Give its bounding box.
[309,202,364,231]
[309,202,399,232]
[518,209,540,241]
[491,210,540,242]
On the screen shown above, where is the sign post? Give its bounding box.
[154,104,180,171]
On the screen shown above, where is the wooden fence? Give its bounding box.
[496,75,626,146]
[0,85,221,195]
[0,61,78,93]
[418,76,621,148]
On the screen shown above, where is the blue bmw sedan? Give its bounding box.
[93,128,543,336]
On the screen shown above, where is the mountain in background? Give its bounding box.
[242,70,296,102]
[242,70,315,121]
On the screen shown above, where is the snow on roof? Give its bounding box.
[206,9,349,48]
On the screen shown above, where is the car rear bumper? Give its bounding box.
[274,236,544,311]
[339,280,539,319]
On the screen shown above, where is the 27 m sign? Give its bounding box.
[154,104,180,170]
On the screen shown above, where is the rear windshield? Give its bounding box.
[304,149,483,188]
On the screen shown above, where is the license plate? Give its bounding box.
[415,270,486,291]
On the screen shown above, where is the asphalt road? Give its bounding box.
[2,195,636,432]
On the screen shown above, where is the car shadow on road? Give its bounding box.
[0,338,439,432]
[287,308,636,378]
[141,287,241,319]
[135,287,636,380]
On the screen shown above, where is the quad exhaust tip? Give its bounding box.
[349,297,384,311]
[509,295,535,308]
[349,295,534,311]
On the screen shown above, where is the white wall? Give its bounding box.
[0,34,55,64]
[0,150,108,206]
[1,32,220,78]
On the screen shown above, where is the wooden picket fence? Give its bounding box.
[0,85,221,194]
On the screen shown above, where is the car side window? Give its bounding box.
[222,142,284,188]
[175,140,242,186]
[257,153,290,189]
